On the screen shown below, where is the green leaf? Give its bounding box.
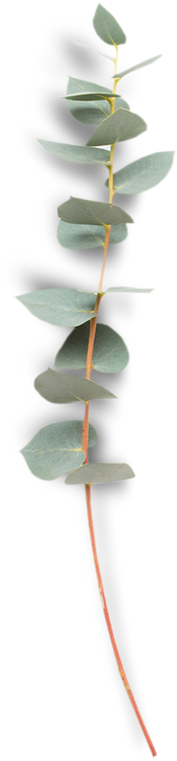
[112,55,162,79]
[104,285,177,296]
[17,288,97,328]
[72,40,114,60]
[65,462,135,485]
[93,4,126,46]
[105,152,175,194]
[34,368,116,403]
[63,91,120,101]
[87,108,147,147]
[57,221,128,250]
[66,76,129,124]
[20,421,97,481]
[37,140,110,165]
[106,286,153,293]
[57,197,133,226]
[55,323,129,375]
[81,96,131,130]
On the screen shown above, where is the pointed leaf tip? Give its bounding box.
[17,287,97,327]
[37,139,110,165]
[57,196,133,226]
[93,4,126,46]
[106,152,175,194]
[112,54,162,80]
[34,368,116,403]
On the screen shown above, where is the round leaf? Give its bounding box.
[105,152,175,194]
[65,463,135,485]
[34,368,116,403]
[17,288,97,327]
[57,197,133,226]
[20,421,97,480]
[57,221,128,250]
[55,323,129,375]
[37,140,110,164]
[93,4,126,46]
[87,108,147,147]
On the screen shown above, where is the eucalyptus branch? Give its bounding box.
[17,2,174,756]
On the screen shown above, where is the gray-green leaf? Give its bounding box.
[63,91,120,101]
[34,368,116,403]
[72,40,114,60]
[106,286,153,293]
[37,140,110,164]
[57,197,133,226]
[105,152,175,194]
[66,76,129,124]
[87,107,147,147]
[65,462,135,485]
[17,288,97,328]
[20,421,97,481]
[93,4,126,46]
[55,323,129,375]
[57,221,128,250]
[112,55,162,80]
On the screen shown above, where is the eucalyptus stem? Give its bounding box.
[82,45,119,464]
[85,484,157,757]
[82,46,157,758]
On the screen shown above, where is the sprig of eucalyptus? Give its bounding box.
[17,3,174,756]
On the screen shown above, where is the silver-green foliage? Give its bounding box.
[17,3,174,486]
[55,323,129,374]
[21,421,97,480]
[65,462,134,485]
[34,368,116,403]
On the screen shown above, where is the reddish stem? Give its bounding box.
[84,484,159,758]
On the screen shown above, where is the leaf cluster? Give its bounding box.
[17,3,174,486]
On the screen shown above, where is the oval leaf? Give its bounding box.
[112,55,162,80]
[65,463,135,485]
[57,197,133,226]
[55,323,129,375]
[37,140,110,164]
[17,288,97,327]
[105,151,175,194]
[34,368,116,403]
[87,107,147,147]
[66,76,129,124]
[72,40,114,60]
[20,421,97,481]
[58,221,104,249]
[93,4,126,46]
[57,221,128,250]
